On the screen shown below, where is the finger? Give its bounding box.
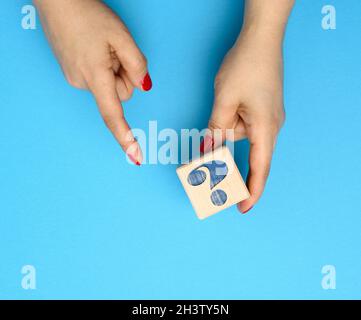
[111,32,152,91]
[201,97,239,153]
[87,67,143,165]
[115,75,134,101]
[203,118,246,153]
[237,127,275,214]
[233,118,247,141]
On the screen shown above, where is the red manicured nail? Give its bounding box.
[127,152,141,166]
[127,154,141,166]
[142,73,152,91]
[242,206,253,214]
[200,135,214,153]
[126,141,143,166]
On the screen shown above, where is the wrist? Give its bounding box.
[236,23,284,56]
[242,25,283,48]
[239,0,294,49]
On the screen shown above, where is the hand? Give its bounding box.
[34,0,152,165]
[204,29,285,214]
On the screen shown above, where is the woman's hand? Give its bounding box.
[204,0,294,214]
[34,0,152,165]
[208,33,284,214]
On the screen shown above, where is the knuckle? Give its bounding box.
[272,108,286,132]
[214,75,226,94]
[65,75,85,89]
[128,53,147,73]
[122,89,134,101]
[208,119,224,131]
[268,121,281,136]
[257,104,285,134]
[278,110,286,129]
[117,82,134,101]
[214,75,221,90]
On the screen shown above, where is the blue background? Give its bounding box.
[1,0,360,299]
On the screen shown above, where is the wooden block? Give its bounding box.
[176,145,250,220]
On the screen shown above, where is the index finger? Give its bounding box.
[87,68,143,165]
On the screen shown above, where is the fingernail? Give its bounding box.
[242,206,253,214]
[126,142,142,166]
[200,135,214,153]
[141,73,152,91]
[127,153,141,166]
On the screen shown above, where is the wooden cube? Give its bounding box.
[177,145,250,219]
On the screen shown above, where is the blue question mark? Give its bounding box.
[187,161,228,206]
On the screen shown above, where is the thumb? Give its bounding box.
[201,97,241,153]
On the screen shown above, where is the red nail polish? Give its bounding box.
[200,135,214,153]
[142,73,152,91]
[127,154,141,166]
[200,141,205,153]
[242,206,253,214]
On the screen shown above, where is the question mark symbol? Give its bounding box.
[187,160,228,206]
